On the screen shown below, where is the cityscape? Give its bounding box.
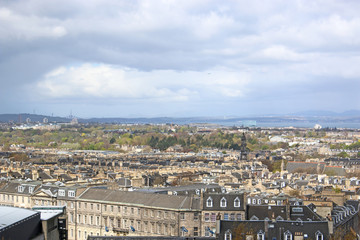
[1,1,360,240]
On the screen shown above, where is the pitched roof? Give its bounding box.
[79,188,200,210]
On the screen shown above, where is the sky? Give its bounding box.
[0,0,359,118]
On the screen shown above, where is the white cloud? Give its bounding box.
[35,64,250,102]
[0,7,67,40]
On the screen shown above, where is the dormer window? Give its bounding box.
[234,197,241,207]
[59,189,65,197]
[220,197,227,208]
[206,197,213,207]
[284,230,292,240]
[225,230,232,240]
[257,230,265,240]
[315,231,323,240]
[18,186,24,193]
[29,186,34,194]
[68,190,75,197]
[257,199,261,205]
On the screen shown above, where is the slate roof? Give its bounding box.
[247,205,287,220]
[220,220,330,240]
[203,192,245,211]
[79,188,200,210]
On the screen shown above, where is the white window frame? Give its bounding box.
[234,197,241,207]
[18,186,24,193]
[58,189,65,197]
[220,197,227,208]
[257,230,265,240]
[284,230,292,240]
[68,190,75,197]
[315,231,323,240]
[225,229,232,240]
[206,197,213,207]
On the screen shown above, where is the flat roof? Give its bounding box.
[0,206,39,231]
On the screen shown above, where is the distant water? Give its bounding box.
[218,121,360,129]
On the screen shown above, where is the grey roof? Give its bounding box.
[0,206,40,231]
[79,188,200,210]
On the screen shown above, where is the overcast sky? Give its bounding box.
[0,0,359,118]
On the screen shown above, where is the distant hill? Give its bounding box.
[0,111,359,126]
[0,114,71,123]
[291,110,360,117]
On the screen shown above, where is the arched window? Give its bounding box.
[225,230,232,240]
[220,197,227,207]
[315,231,323,240]
[257,230,265,240]
[234,197,241,207]
[276,216,284,221]
[206,197,213,207]
[284,230,292,240]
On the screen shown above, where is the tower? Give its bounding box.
[240,133,249,161]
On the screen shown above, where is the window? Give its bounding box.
[234,197,241,207]
[194,212,199,220]
[68,191,75,197]
[236,213,242,220]
[257,230,265,240]
[29,186,34,194]
[18,186,24,193]
[58,189,65,196]
[205,227,210,237]
[315,231,323,240]
[224,213,229,220]
[252,198,256,204]
[230,213,235,220]
[111,205,114,212]
[91,204,93,210]
[97,204,100,210]
[206,197,213,207]
[211,213,216,222]
[292,207,303,213]
[220,197,227,207]
[284,230,292,240]
[104,205,107,211]
[180,212,185,220]
[194,227,198,236]
[225,229,232,240]
[257,199,261,205]
[84,203,87,209]
[205,213,210,222]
